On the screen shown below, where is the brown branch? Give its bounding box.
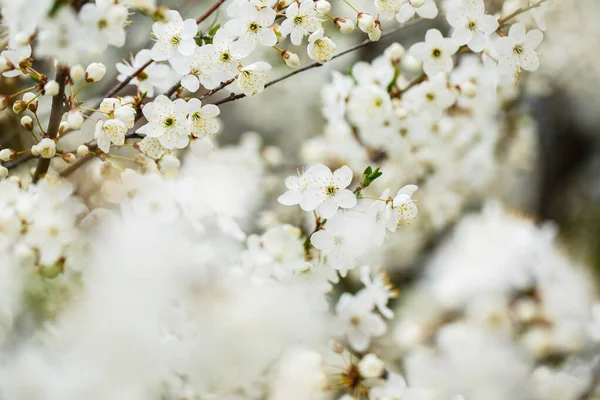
[196,0,228,24]
[498,0,548,25]
[31,67,69,183]
[211,18,424,106]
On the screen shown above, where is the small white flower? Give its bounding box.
[235,61,271,96]
[210,29,253,80]
[138,137,168,160]
[171,45,221,92]
[38,138,56,159]
[0,45,31,78]
[80,0,129,48]
[280,0,322,45]
[393,184,418,223]
[335,291,387,351]
[360,265,398,318]
[494,23,543,79]
[409,29,459,77]
[187,98,220,137]
[446,0,498,52]
[116,49,171,97]
[397,0,438,23]
[358,353,385,378]
[376,0,402,21]
[95,119,127,153]
[300,164,357,218]
[137,95,191,149]
[307,29,336,63]
[224,2,277,48]
[150,10,198,61]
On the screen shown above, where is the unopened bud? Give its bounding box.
[357,13,375,33]
[70,64,85,81]
[38,138,56,159]
[460,81,478,98]
[0,96,9,111]
[23,92,38,112]
[0,148,17,161]
[368,20,382,41]
[334,17,355,34]
[44,80,60,96]
[0,56,9,72]
[62,153,76,164]
[85,62,107,82]
[358,354,385,378]
[77,145,90,157]
[159,154,181,177]
[12,100,26,114]
[134,154,148,167]
[281,50,300,69]
[66,110,84,130]
[30,144,40,157]
[385,43,406,63]
[20,116,33,131]
[315,0,331,14]
[59,121,70,135]
[0,165,7,179]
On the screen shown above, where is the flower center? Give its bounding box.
[170,35,181,46]
[426,92,435,101]
[513,44,524,55]
[164,117,175,127]
[138,71,148,81]
[374,98,384,107]
[98,18,108,29]
[467,19,477,30]
[325,185,338,196]
[431,48,442,58]
[350,316,362,326]
[294,15,305,25]
[249,22,260,32]
[220,52,232,62]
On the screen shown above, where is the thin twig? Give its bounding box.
[198,78,235,101]
[498,0,548,25]
[196,0,228,24]
[212,18,424,106]
[31,67,69,183]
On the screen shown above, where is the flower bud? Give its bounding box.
[0,56,9,72]
[20,116,33,131]
[15,32,30,46]
[334,17,355,34]
[77,144,90,157]
[0,165,7,179]
[159,154,181,177]
[0,96,9,111]
[357,13,375,33]
[358,354,385,378]
[67,110,84,130]
[38,261,64,279]
[44,80,60,96]
[62,152,76,164]
[0,148,16,161]
[70,64,85,81]
[409,0,425,7]
[23,92,38,112]
[368,20,382,41]
[12,100,26,114]
[281,50,300,69]
[85,62,107,82]
[315,0,331,14]
[384,43,405,63]
[59,121,70,135]
[460,81,478,98]
[38,138,56,159]
[30,144,40,157]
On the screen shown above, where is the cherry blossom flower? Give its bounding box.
[235,61,271,96]
[409,29,459,77]
[171,45,220,92]
[393,184,418,223]
[137,95,191,149]
[335,291,387,351]
[307,29,336,63]
[116,50,171,97]
[80,0,129,49]
[300,164,357,218]
[209,29,253,80]
[494,23,543,79]
[280,0,322,45]
[95,119,127,153]
[397,0,438,23]
[187,98,220,137]
[0,45,31,78]
[224,2,277,48]
[150,10,198,61]
[446,0,498,52]
[360,266,398,318]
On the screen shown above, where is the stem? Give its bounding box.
[32,67,68,183]
[9,86,37,99]
[198,78,235,101]
[498,0,548,25]
[213,18,424,106]
[343,0,360,14]
[196,0,228,24]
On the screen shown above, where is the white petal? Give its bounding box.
[300,185,327,211]
[318,197,339,218]
[416,0,438,19]
[278,190,302,206]
[310,230,333,251]
[334,189,357,209]
[333,165,353,188]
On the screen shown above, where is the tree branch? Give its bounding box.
[498,0,548,25]
[196,0,228,24]
[212,18,424,106]
[31,67,69,183]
